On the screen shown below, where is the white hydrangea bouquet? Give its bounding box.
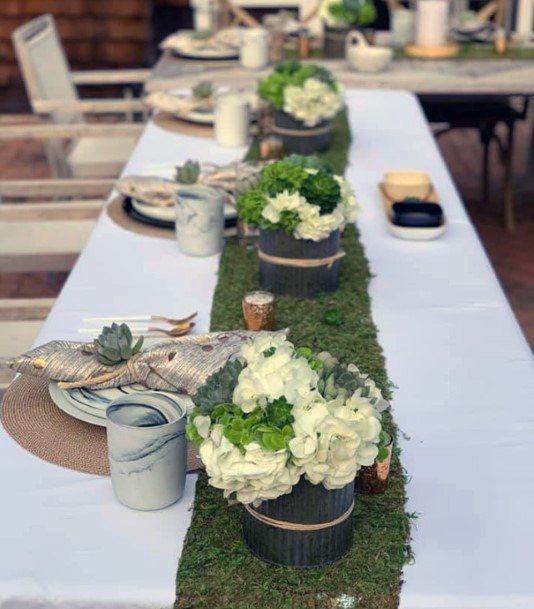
[186,333,389,505]
[258,60,343,128]
[237,156,358,242]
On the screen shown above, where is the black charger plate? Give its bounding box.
[121,197,237,230]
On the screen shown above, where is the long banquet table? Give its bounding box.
[1,90,533,609]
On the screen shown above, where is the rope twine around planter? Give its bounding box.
[258,249,345,269]
[271,123,331,137]
[244,500,354,531]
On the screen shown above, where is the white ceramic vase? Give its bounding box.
[175,185,224,256]
[240,27,269,69]
[415,0,450,47]
[214,93,250,147]
[106,392,187,511]
[346,31,393,73]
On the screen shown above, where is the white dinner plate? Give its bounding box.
[168,31,239,60]
[173,108,215,124]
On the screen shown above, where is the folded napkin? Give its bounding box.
[8,331,280,393]
[145,91,214,116]
[160,28,241,53]
[115,176,180,207]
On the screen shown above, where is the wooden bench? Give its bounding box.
[0,298,55,392]
[0,180,107,393]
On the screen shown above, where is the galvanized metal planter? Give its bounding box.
[272,110,330,155]
[259,229,341,298]
[243,478,355,567]
[323,25,350,58]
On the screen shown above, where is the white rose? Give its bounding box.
[294,203,344,241]
[193,414,211,439]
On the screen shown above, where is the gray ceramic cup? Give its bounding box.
[175,186,224,256]
[106,392,187,511]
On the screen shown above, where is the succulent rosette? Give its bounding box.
[237,157,358,241]
[258,60,344,127]
[186,334,389,505]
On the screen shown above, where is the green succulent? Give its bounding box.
[316,354,372,401]
[191,30,212,40]
[175,160,201,185]
[192,80,215,99]
[300,169,341,215]
[286,154,329,171]
[192,358,244,415]
[94,323,143,366]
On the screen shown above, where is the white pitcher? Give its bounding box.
[346,31,393,73]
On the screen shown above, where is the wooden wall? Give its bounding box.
[0,0,155,87]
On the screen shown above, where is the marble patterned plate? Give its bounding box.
[49,382,194,427]
[49,382,107,427]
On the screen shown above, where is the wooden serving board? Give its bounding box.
[404,42,460,59]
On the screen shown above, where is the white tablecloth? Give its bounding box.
[1,90,533,609]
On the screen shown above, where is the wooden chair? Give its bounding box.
[420,95,529,232]
[11,14,150,179]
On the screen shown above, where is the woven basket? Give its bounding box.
[243,478,354,567]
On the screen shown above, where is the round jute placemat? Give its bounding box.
[153,111,214,138]
[107,197,175,240]
[0,375,203,476]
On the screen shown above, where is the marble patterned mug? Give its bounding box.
[175,186,225,256]
[106,392,187,511]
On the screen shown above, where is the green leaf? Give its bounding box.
[323,309,345,326]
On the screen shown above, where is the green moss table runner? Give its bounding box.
[174,107,411,609]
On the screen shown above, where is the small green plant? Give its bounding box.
[191,30,212,40]
[192,80,215,99]
[175,160,201,184]
[323,308,344,326]
[94,323,143,366]
[376,430,392,462]
[325,0,376,27]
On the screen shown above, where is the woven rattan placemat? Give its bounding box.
[0,375,203,475]
[153,111,214,137]
[107,197,175,240]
